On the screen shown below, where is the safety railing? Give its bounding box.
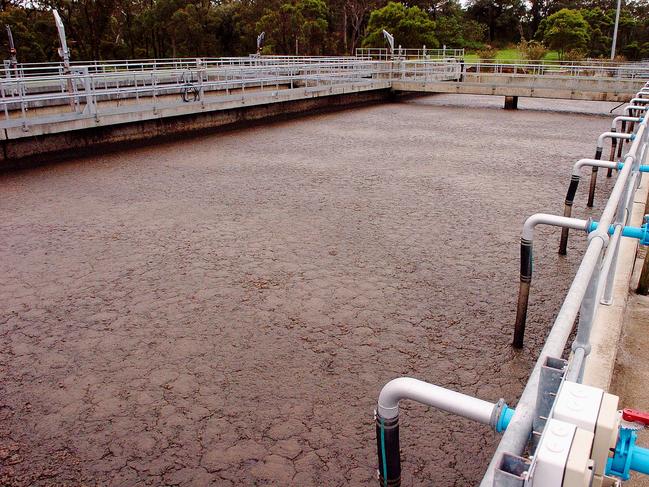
[2,55,647,132]
[0,59,393,129]
[0,55,372,79]
[373,82,649,486]
[465,60,649,79]
[355,47,465,60]
[480,83,649,485]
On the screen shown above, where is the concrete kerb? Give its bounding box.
[583,156,649,390]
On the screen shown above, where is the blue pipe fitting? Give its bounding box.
[588,220,649,246]
[606,427,649,480]
[496,405,515,433]
[617,163,649,172]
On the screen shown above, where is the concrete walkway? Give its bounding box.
[610,246,649,486]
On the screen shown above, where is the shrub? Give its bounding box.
[518,40,548,60]
[476,45,498,60]
[562,48,587,61]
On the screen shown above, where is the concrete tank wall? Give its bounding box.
[0,88,394,171]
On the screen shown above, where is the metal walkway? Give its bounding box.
[1,56,648,140]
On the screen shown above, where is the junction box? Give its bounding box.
[520,381,624,486]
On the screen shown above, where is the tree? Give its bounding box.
[362,1,439,49]
[1,0,647,61]
[579,7,612,57]
[0,7,54,62]
[344,0,380,54]
[257,0,329,54]
[299,0,329,54]
[465,0,526,43]
[537,8,590,58]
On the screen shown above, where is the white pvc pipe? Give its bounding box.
[377,377,496,422]
[625,105,649,115]
[521,214,589,241]
[572,158,618,176]
[611,116,643,130]
[597,131,633,149]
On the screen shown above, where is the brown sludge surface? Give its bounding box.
[1,95,618,486]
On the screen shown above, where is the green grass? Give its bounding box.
[463,48,560,62]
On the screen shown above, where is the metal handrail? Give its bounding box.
[480,84,649,486]
[3,56,646,131]
[0,55,374,79]
[0,59,472,129]
[355,47,465,60]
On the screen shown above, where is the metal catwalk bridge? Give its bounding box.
[1,55,648,141]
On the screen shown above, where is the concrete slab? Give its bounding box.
[583,173,649,390]
[610,272,649,486]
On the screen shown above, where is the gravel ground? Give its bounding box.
[0,94,620,486]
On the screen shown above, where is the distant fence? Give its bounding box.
[355,47,465,60]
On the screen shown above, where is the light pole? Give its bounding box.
[53,10,75,109]
[382,30,394,58]
[5,25,17,70]
[610,0,622,60]
[256,32,265,56]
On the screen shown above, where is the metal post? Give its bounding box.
[571,243,603,380]
[611,0,622,60]
[53,10,75,110]
[382,30,395,59]
[257,32,265,56]
[5,25,17,73]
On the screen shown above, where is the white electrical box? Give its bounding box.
[553,381,620,480]
[564,428,595,487]
[553,381,604,433]
[528,419,576,486]
[592,393,620,478]
[527,418,595,487]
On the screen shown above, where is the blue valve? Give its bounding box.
[616,163,649,172]
[607,427,649,480]
[496,405,515,433]
[588,219,649,246]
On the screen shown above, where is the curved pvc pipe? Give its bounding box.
[607,116,642,177]
[378,377,498,421]
[375,377,509,487]
[612,116,643,130]
[514,214,589,347]
[559,159,619,254]
[522,214,589,242]
[588,132,634,207]
[573,159,618,175]
[625,105,649,116]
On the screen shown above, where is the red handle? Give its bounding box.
[622,408,649,425]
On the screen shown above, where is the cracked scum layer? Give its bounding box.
[0,95,618,486]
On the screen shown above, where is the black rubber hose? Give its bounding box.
[513,238,533,348]
[617,121,627,161]
[607,136,618,178]
[376,414,400,487]
[587,146,603,208]
[559,175,580,255]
